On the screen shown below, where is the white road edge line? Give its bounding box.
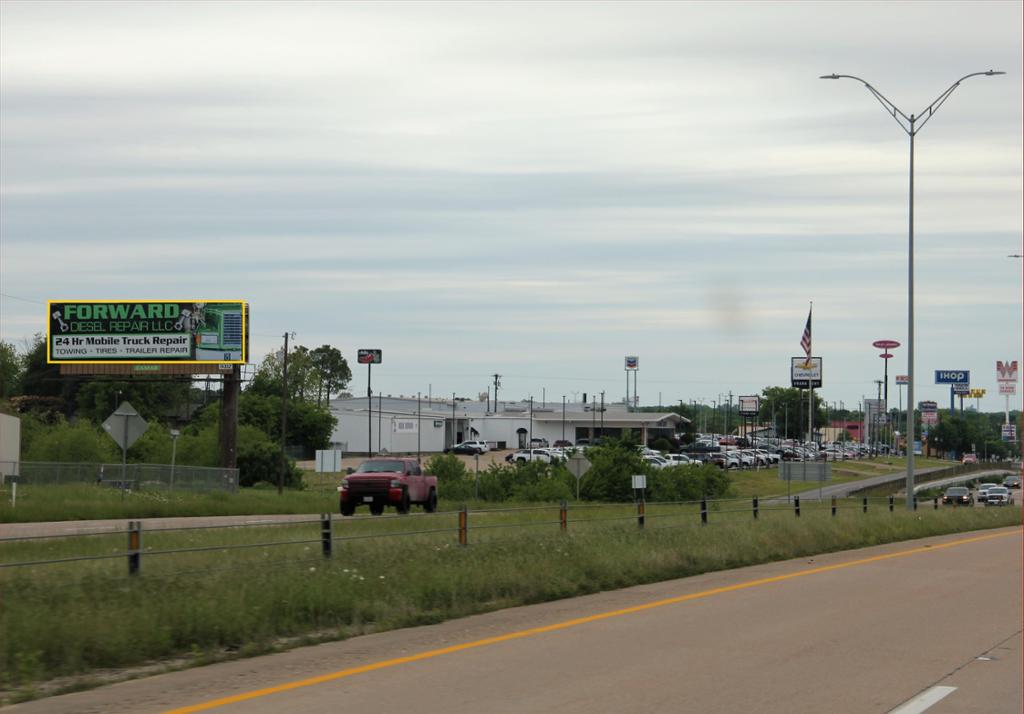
[888,685,957,714]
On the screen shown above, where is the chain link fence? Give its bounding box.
[0,461,238,493]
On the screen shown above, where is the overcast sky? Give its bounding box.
[1,1,1021,415]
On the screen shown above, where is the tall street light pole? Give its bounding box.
[820,70,1004,508]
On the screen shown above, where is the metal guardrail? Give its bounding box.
[0,461,239,493]
[0,493,992,577]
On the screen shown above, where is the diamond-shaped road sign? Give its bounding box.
[102,401,149,451]
[567,453,591,480]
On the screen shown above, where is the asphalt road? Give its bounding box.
[7,526,1020,714]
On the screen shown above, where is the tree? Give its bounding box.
[758,386,826,440]
[248,344,351,406]
[309,344,351,406]
[0,340,24,398]
[19,335,79,408]
[74,379,192,423]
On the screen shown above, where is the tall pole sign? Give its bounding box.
[358,349,383,455]
[872,340,900,414]
[625,356,638,410]
[996,360,1018,427]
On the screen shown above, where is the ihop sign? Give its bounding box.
[934,370,970,385]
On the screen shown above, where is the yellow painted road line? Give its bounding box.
[165,528,1021,714]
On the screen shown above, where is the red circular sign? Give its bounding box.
[879,353,894,359]
[873,340,901,349]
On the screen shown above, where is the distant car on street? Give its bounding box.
[976,483,999,503]
[941,486,973,506]
[1002,474,1021,489]
[984,486,1013,506]
[961,453,978,464]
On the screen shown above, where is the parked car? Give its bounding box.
[506,448,558,464]
[941,486,974,506]
[664,453,700,466]
[1002,475,1021,489]
[976,483,999,503]
[643,454,669,469]
[729,450,755,469]
[529,437,550,448]
[444,440,489,454]
[961,453,978,464]
[552,439,573,448]
[445,443,485,455]
[984,486,1013,506]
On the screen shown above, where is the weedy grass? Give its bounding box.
[1,499,1019,699]
[0,483,340,523]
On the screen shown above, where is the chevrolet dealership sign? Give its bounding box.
[48,300,247,364]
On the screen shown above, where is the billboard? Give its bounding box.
[357,349,382,364]
[737,395,760,416]
[934,370,969,384]
[624,355,639,370]
[791,357,822,389]
[48,301,247,364]
[999,382,1017,395]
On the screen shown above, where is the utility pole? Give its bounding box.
[562,395,566,443]
[529,396,534,446]
[600,391,605,437]
[492,374,502,412]
[278,332,293,495]
[451,393,457,448]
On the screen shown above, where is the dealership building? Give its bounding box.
[328,396,687,455]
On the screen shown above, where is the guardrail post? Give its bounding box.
[127,520,142,576]
[752,496,759,520]
[321,513,332,558]
[700,498,707,526]
[637,499,646,529]
[560,500,568,532]
[831,496,837,517]
[933,497,938,510]
[458,505,468,546]
[888,495,894,512]
[794,496,800,518]
[862,497,868,514]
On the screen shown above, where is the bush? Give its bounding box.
[647,464,732,502]
[579,440,646,502]
[22,417,120,463]
[237,425,302,488]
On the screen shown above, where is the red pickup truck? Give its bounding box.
[338,457,438,516]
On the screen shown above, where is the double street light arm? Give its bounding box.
[820,71,1004,135]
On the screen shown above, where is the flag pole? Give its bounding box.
[807,302,813,452]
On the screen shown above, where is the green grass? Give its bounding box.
[0,458,960,523]
[0,483,341,523]
[1,499,1019,700]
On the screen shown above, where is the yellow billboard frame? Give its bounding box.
[46,299,248,365]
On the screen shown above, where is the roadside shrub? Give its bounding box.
[424,453,469,482]
[647,464,732,502]
[22,417,119,463]
[579,441,646,502]
[237,425,302,488]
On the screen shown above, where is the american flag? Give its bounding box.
[800,306,812,366]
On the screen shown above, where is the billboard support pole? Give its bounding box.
[220,365,239,469]
[367,363,373,456]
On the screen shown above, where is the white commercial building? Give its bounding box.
[329,396,686,455]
